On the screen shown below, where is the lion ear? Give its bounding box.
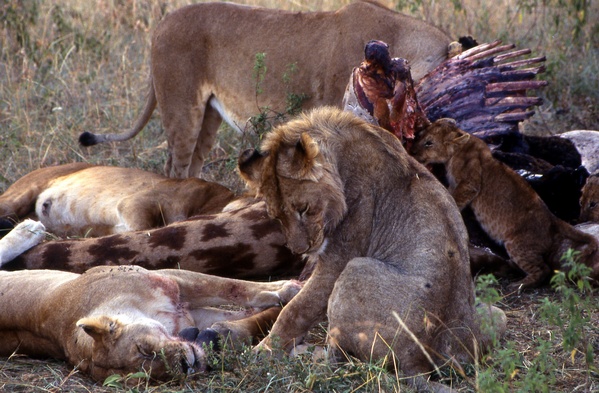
[451,132,470,146]
[278,132,323,181]
[77,316,123,342]
[238,148,267,189]
[438,117,457,125]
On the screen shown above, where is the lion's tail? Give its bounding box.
[79,76,157,146]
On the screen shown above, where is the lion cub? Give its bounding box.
[580,172,599,223]
[410,118,599,288]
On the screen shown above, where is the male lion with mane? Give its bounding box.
[238,107,505,392]
[79,1,457,178]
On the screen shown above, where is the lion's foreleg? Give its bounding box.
[0,219,46,266]
[207,307,282,347]
[255,261,339,352]
[161,269,301,309]
[448,160,482,210]
[186,306,264,331]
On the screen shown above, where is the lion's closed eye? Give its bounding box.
[137,344,157,360]
[298,204,309,218]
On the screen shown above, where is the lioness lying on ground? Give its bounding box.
[0,163,234,237]
[238,107,505,392]
[410,119,599,288]
[0,264,300,382]
[0,202,305,279]
[79,1,460,178]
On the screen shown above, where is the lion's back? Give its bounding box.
[150,1,451,123]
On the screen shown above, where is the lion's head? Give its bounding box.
[237,108,368,255]
[77,315,204,381]
[410,118,470,165]
[580,173,599,223]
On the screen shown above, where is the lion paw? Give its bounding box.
[253,338,273,355]
[252,280,302,307]
[0,219,46,266]
[276,280,303,304]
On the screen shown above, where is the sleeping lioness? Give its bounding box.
[0,163,234,237]
[410,118,599,288]
[238,107,505,392]
[0,264,300,382]
[79,1,458,178]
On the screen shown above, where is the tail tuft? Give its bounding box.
[79,131,98,146]
[458,36,479,50]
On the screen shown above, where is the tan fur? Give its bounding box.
[238,107,504,391]
[0,265,300,381]
[410,119,599,288]
[580,173,599,223]
[0,164,234,237]
[82,1,455,178]
[3,201,305,280]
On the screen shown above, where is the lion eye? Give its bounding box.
[590,201,597,209]
[137,344,156,359]
[298,204,309,217]
[424,140,433,147]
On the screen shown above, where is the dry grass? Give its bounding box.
[1,0,598,391]
[1,0,597,187]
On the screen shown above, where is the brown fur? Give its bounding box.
[0,164,235,237]
[580,172,599,223]
[2,201,305,279]
[80,1,456,178]
[410,119,599,288]
[0,265,300,382]
[238,107,504,392]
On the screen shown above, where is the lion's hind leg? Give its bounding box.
[155,72,213,178]
[327,257,467,392]
[115,195,163,232]
[188,103,223,178]
[0,219,46,267]
[503,240,551,290]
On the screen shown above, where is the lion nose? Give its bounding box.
[195,328,221,352]
[178,327,200,342]
[181,356,191,374]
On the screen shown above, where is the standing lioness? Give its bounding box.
[410,119,599,288]
[80,1,456,178]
